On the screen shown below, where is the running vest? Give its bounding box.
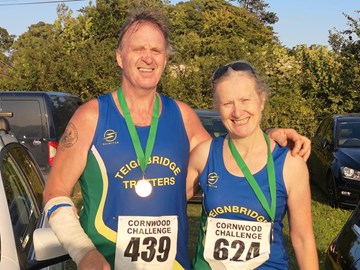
[79,93,190,269]
[192,136,290,269]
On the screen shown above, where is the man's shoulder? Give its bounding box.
[72,98,99,123]
[174,100,195,116]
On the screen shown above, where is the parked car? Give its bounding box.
[325,201,360,269]
[0,91,82,178]
[194,109,227,138]
[307,114,360,208]
[188,109,227,203]
[0,113,69,269]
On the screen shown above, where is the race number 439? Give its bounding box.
[203,217,271,270]
[115,216,178,270]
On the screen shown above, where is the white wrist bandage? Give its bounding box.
[44,196,96,265]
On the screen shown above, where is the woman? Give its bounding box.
[187,60,318,269]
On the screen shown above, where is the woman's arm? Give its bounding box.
[284,153,319,270]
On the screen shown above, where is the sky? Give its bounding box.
[0,0,359,48]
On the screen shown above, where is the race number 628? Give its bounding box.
[124,236,171,262]
[213,238,260,261]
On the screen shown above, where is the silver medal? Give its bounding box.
[135,177,152,197]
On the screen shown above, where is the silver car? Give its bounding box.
[0,114,68,270]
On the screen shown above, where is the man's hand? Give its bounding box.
[266,128,311,161]
[78,249,111,270]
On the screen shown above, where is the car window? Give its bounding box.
[0,100,44,138]
[50,95,81,139]
[324,120,334,145]
[314,117,331,143]
[1,144,42,267]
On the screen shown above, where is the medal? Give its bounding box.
[118,88,160,197]
[135,176,153,197]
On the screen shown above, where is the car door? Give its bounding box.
[1,143,43,270]
[310,117,334,188]
[4,144,68,270]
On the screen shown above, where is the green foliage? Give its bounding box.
[160,55,215,108]
[0,0,359,133]
[0,27,14,83]
[291,44,359,127]
[162,0,278,109]
[234,0,279,25]
[329,11,360,112]
[0,27,15,52]
[1,2,358,268]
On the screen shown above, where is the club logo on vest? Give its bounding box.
[207,172,219,188]
[103,129,119,145]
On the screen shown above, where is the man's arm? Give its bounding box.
[43,100,110,269]
[186,141,211,200]
[175,101,211,201]
[43,101,97,202]
[266,128,311,161]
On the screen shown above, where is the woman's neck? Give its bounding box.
[228,128,266,160]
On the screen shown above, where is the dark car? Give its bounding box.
[325,202,360,269]
[0,91,82,178]
[188,109,227,203]
[307,114,360,208]
[194,109,227,138]
[0,114,69,269]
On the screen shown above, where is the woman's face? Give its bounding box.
[214,73,266,139]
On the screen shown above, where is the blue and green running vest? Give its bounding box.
[79,93,190,269]
[192,136,290,269]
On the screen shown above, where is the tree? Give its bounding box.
[257,44,316,137]
[162,0,279,107]
[234,0,278,25]
[2,22,55,91]
[5,0,353,138]
[328,11,360,112]
[329,11,360,58]
[0,27,15,85]
[83,0,169,42]
[0,27,15,53]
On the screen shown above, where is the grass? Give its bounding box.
[67,182,352,269]
[187,183,353,269]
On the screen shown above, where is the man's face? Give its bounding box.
[117,22,168,91]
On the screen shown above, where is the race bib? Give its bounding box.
[115,216,178,270]
[204,217,272,270]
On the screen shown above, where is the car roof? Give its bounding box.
[194,109,220,117]
[333,113,360,122]
[0,91,79,98]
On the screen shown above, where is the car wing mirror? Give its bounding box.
[33,228,67,261]
[321,138,333,150]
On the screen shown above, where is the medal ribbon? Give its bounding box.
[117,88,159,174]
[228,133,276,221]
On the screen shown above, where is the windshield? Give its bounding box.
[50,95,82,139]
[338,121,360,147]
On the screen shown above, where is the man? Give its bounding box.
[43,8,310,270]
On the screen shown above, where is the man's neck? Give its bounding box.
[114,87,160,126]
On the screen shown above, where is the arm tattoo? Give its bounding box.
[60,122,78,148]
